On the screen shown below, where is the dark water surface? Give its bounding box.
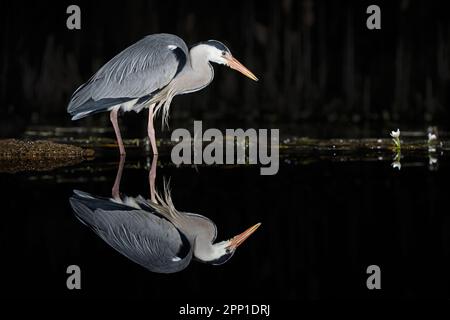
[1,150,450,300]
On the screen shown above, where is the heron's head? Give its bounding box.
[195,40,258,81]
[199,222,261,266]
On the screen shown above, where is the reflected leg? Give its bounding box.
[112,155,126,200]
[148,104,158,155]
[110,108,126,156]
[149,155,158,203]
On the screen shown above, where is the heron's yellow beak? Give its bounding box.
[228,222,261,249]
[227,56,259,81]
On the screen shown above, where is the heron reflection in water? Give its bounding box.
[69,156,261,273]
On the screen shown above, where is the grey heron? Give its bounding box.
[67,33,258,156]
[69,156,261,273]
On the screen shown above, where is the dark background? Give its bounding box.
[1,0,450,137]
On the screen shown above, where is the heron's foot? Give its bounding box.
[117,142,126,156]
[148,142,158,155]
[147,137,158,155]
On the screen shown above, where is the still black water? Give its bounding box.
[1,152,449,300]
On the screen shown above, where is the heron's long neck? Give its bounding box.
[175,46,214,94]
[194,237,227,262]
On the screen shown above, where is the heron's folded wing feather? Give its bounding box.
[69,192,193,273]
[68,33,189,113]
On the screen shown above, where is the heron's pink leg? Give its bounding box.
[149,155,158,203]
[112,154,126,200]
[110,109,126,156]
[148,104,158,155]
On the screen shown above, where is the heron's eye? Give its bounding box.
[221,51,226,56]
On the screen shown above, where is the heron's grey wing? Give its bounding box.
[67,33,189,118]
[69,190,193,274]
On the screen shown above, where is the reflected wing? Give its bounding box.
[67,33,189,118]
[69,190,193,274]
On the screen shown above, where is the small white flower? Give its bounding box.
[428,133,437,142]
[429,156,437,165]
[390,129,401,149]
[391,161,401,170]
[390,129,400,138]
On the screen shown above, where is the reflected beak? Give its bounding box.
[226,56,259,81]
[228,222,261,249]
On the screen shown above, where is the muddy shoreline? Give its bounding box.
[0,139,94,173]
